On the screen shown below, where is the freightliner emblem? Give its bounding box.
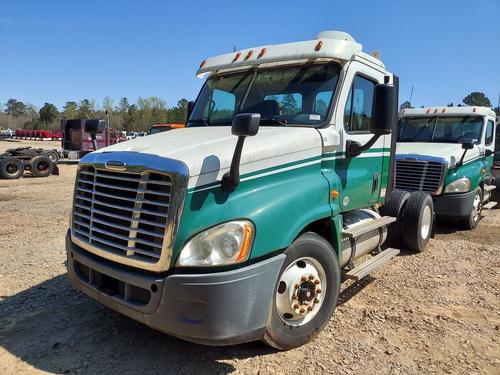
[105,160,127,170]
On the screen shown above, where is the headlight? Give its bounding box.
[444,177,470,193]
[177,220,255,267]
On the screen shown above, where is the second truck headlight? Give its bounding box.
[444,177,470,193]
[177,220,255,267]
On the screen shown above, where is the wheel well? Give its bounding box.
[298,219,334,248]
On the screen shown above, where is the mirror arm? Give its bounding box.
[457,149,468,169]
[346,134,382,158]
[222,136,246,193]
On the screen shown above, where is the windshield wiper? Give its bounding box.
[189,118,211,127]
[260,118,289,127]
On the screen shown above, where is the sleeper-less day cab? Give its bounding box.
[66,31,434,349]
[396,107,498,229]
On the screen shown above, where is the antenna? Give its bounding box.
[409,85,414,105]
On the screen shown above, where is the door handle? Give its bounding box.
[372,172,380,194]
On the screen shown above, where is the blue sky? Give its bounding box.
[1,0,499,110]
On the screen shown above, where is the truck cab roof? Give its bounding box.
[197,30,385,77]
[401,106,496,118]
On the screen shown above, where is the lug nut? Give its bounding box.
[293,303,300,309]
[314,279,320,285]
[316,288,322,294]
[307,306,313,311]
[292,294,298,300]
[308,275,314,280]
[299,308,306,314]
[314,298,320,303]
[301,276,307,282]
[294,284,300,289]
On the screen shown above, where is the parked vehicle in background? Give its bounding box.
[67,30,435,350]
[126,131,138,140]
[61,119,122,159]
[396,107,497,229]
[0,128,15,138]
[0,147,59,179]
[149,123,185,135]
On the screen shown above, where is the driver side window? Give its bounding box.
[344,75,376,133]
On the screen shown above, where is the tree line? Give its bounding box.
[400,91,500,114]
[0,97,189,132]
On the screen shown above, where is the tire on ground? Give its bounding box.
[380,189,411,247]
[0,157,25,179]
[263,232,340,350]
[492,176,500,208]
[30,156,54,177]
[460,187,482,230]
[42,150,60,163]
[401,191,434,252]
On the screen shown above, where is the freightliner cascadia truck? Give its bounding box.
[66,31,434,350]
[396,107,498,230]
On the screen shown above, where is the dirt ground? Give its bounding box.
[0,139,499,375]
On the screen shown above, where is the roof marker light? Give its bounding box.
[434,108,438,113]
[258,48,267,58]
[245,50,253,60]
[199,60,207,68]
[473,107,476,112]
[233,52,241,62]
[442,108,446,113]
[426,109,431,114]
[315,40,323,51]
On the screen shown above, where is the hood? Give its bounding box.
[93,126,322,188]
[396,142,482,165]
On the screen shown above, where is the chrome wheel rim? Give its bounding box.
[420,205,432,239]
[275,257,326,327]
[472,193,481,222]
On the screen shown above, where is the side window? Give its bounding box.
[485,120,494,145]
[344,75,376,133]
[264,93,302,115]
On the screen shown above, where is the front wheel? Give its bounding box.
[263,232,340,350]
[460,188,482,230]
[401,191,434,252]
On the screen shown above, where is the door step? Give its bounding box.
[345,248,400,281]
[484,185,496,192]
[342,216,396,238]
[483,201,497,210]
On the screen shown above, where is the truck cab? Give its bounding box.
[66,31,433,350]
[397,107,498,228]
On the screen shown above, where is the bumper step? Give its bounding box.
[345,248,400,281]
[483,201,497,210]
[342,216,396,238]
[484,185,496,192]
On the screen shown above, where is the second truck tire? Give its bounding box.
[401,191,434,252]
[0,157,25,179]
[380,189,411,247]
[30,156,54,177]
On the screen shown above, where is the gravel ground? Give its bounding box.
[0,140,499,375]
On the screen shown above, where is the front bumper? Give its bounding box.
[66,232,285,345]
[433,190,476,219]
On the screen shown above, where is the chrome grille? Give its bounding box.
[72,165,171,262]
[394,159,445,194]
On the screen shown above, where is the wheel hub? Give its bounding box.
[276,257,326,326]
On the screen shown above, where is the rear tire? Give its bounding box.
[380,189,410,247]
[401,191,434,252]
[492,176,500,208]
[460,188,482,230]
[30,156,54,177]
[263,232,340,350]
[42,150,60,163]
[0,157,25,179]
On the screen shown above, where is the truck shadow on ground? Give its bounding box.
[0,275,275,375]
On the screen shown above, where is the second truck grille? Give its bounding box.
[394,159,445,195]
[72,165,171,262]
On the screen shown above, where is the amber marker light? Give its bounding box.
[473,107,477,112]
[257,48,267,58]
[331,190,339,199]
[199,60,207,68]
[315,40,323,51]
[442,108,446,113]
[236,223,254,262]
[426,109,431,114]
[233,52,241,62]
[245,50,253,60]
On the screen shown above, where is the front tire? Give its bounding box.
[263,232,340,350]
[0,157,25,179]
[460,188,482,230]
[401,191,434,252]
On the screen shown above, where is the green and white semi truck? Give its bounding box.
[397,107,498,229]
[66,31,434,350]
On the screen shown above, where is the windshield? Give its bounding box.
[188,63,340,127]
[398,116,483,143]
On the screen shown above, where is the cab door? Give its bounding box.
[331,61,389,211]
